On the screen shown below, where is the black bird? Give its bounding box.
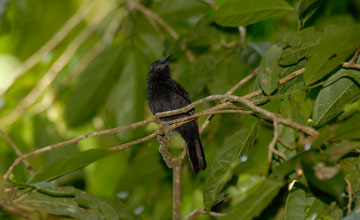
[147,55,207,174]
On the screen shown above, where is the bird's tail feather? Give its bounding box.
[185,137,207,174]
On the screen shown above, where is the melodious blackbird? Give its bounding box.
[147,55,207,174]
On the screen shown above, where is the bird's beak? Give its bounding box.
[160,54,172,63]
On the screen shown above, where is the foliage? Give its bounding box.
[0,0,360,219]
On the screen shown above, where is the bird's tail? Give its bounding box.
[185,136,207,174]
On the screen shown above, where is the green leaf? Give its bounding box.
[340,157,360,193]
[214,0,294,27]
[66,45,124,126]
[299,0,323,26]
[302,152,346,203]
[225,177,284,220]
[284,183,328,220]
[31,149,113,182]
[107,47,147,140]
[280,28,320,66]
[280,95,307,125]
[312,69,360,126]
[329,113,360,141]
[207,52,246,95]
[21,186,135,220]
[204,121,257,210]
[304,25,360,85]
[259,44,282,95]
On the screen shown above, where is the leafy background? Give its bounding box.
[0,0,360,219]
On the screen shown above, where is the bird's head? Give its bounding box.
[148,54,172,80]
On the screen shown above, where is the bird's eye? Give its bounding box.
[151,64,156,70]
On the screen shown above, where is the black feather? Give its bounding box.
[147,56,207,173]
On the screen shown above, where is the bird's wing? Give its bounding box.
[170,81,197,119]
[171,81,191,109]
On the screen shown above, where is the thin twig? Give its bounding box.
[225,68,259,96]
[31,10,126,116]
[0,129,34,176]
[278,68,305,85]
[140,7,165,41]
[273,149,288,161]
[72,9,127,77]
[278,137,295,150]
[184,208,226,220]
[133,2,179,40]
[245,61,360,100]
[199,0,217,9]
[3,118,156,179]
[342,62,360,70]
[345,177,353,213]
[351,45,360,64]
[110,131,159,151]
[0,0,99,98]
[199,68,259,133]
[243,67,305,100]
[268,120,279,164]
[1,5,113,127]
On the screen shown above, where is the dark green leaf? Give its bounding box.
[304,25,360,85]
[340,157,360,193]
[280,28,320,66]
[334,113,360,141]
[284,184,328,220]
[214,0,294,27]
[66,45,124,126]
[280,95,307,125]
[225,177,284,220]
[259,44,282,95]
[207,52,246,95]
[302,152,346,203]
[21,186,135,220]
[299,0,323,26]
[312,69,360,126]
[204,121,257,210]
[107,47,147,140]
[31,149,113,182]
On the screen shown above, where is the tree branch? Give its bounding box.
[268,120,280,164]
[342,62,360,70]
[3,118,156,179]
[0,129,34,176]
[351,45,360,64]
[173,164,182,220]
[184,208,226,220]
